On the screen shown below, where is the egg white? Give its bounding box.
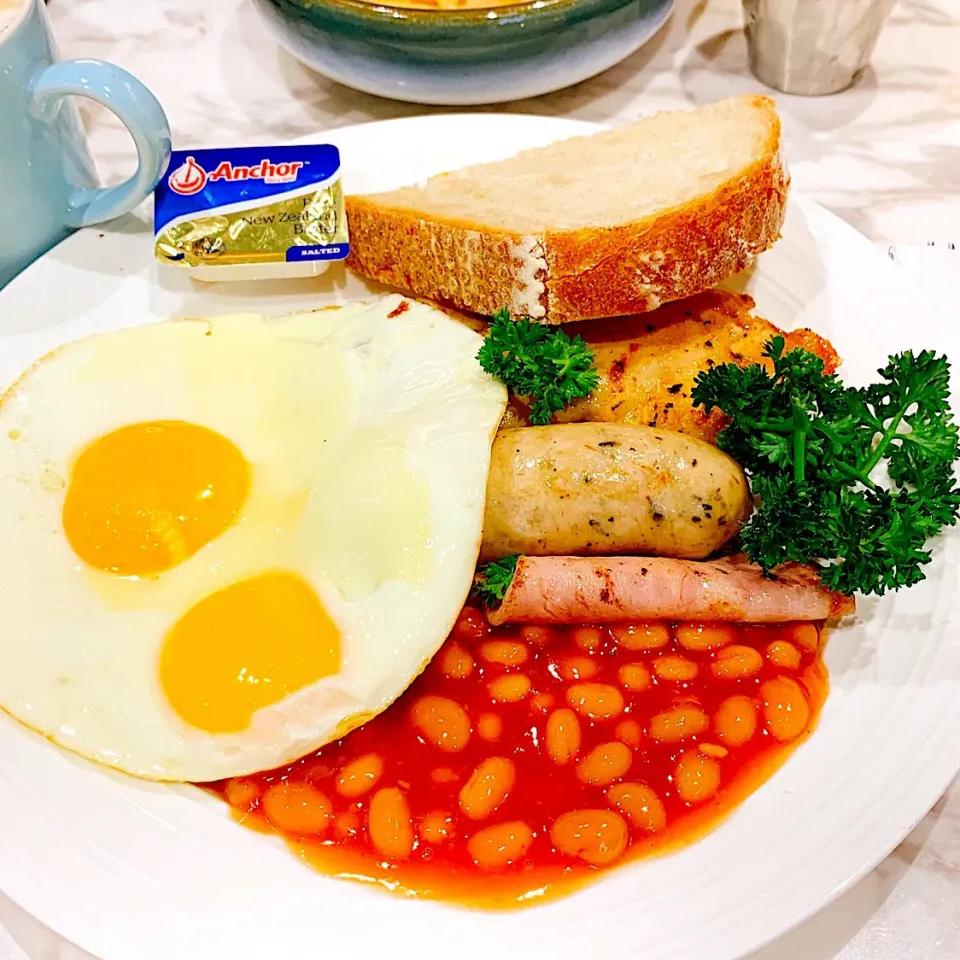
[0,295,506,781]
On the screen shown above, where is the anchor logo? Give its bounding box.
[168,156,208,196]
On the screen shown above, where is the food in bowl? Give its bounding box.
[354,0,529,8]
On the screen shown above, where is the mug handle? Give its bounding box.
[28,59,172,228]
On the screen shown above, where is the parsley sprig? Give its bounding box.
[692,337,960,596]
[475,555,519,606]
[477,309,599,425]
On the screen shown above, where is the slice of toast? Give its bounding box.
[345,96,788,325]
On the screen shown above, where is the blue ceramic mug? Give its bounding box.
[0,0,171,288]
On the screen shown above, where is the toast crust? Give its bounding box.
[345,96,788,325]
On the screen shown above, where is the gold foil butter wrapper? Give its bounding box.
[153,146,349,282]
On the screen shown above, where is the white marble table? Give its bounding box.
[2,0,957,957]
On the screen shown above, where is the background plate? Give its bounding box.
[0,115,958,960]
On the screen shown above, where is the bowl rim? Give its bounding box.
[257,0,670,38]
[318,0,611,23]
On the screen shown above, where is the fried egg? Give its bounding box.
[0,295,506,781]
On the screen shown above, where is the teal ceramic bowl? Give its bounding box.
[253,0,674,105]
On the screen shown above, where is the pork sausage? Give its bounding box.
[480,423,751,561]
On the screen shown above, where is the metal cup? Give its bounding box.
[742,0,896,96]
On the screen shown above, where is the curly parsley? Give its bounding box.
[474,555,519,606]
[692,337,960,596]
[477,308,599,425]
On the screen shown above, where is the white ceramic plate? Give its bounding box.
[0,115,958,960]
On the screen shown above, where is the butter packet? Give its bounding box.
[154,145,349,281]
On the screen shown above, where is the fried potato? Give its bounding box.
[508,290,840,444]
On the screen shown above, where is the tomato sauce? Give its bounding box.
[211,611,828,908]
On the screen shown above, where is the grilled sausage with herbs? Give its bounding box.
[480,423,751,562]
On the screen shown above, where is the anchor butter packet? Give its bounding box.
[154,145,349,281]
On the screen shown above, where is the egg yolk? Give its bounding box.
[62,420,249,577]
[160,572,342,734]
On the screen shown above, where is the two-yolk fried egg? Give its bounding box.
[0,295,506,781]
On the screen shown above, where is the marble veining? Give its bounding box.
[0,1,957,958]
